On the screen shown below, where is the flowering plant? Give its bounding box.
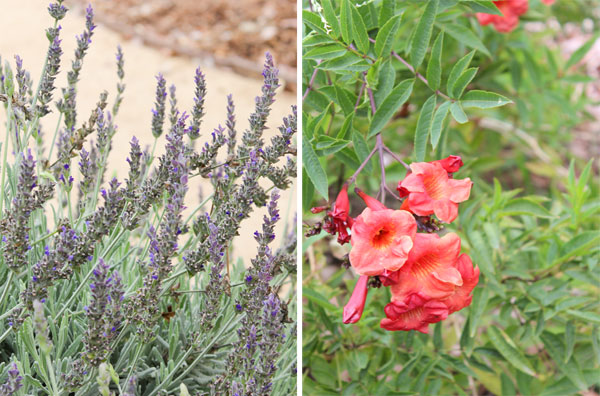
[0,2,297,395]
[302,0,599,394]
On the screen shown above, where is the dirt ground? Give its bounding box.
[0,1,297,262]
[67,0,297,87]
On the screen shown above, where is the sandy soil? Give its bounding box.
[66,0,297,86]
[0,1,297,262]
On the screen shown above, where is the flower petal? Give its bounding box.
[398,172,425,193]
[448,178,472,203]
[433,199,459,223]
[408,192,435,216]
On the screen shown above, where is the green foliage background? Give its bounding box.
[302,0,600,395]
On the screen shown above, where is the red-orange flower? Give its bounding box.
[380,293,449,333]
[397,161,472,223]
[541,0,555,5]
[390,233,463,301]
[443,254,480,314]
[321,184,353,244]
[349,207,417,276]
[343,275,369,324]
[476,0,529,33]
[432,155,464,174]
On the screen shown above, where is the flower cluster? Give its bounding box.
[476,0,554,33]
[83,259,125,366]
[0,363,23,395]
[0,150,54,270]
[316,156,479,333]
[215,190,288,395]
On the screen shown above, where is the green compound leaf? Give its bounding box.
[369,79,414,138]
[414,95,437,162]
[410,0,439,71]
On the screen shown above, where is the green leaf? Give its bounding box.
[378,0,395,26]
[337,112,355,139]
[304,44,347,60]
[556,231,600,263]
[302,138,329,200]
[369,79,415,138]
[303,287,338,311]
[374,59,396,107]
[540,331,588,391]
[350,3,370,53]
[321,0,341,38]
[319,52,369,71]
[447,50,475,96]
[566,309,600,324]
[410,0,439,70]
[451,67,478,98]
[450,102,468,124]
[565,320,575,363]
[469,287,490,338]
[461,90,512,109]
[414,95,437,162]
[466,1,502,15]
[488,327,536,376]
[498,198,553,218]
[433,322,443,351]
[375,15,401,58]
[302,169,315,212]
[442,23,491,57]
[500,373,516,396]
[565,34,599,70]
[340,0,353,45]
[303,10,328,35]
[352,129,373,173]
[431,101,450,149]
[426,32,444,92]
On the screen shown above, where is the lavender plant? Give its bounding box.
[0,3,297,395]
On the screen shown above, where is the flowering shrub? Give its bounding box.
[0,2,297,395]
[303,0,599,394]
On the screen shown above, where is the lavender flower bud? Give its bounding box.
[189,67,206,139]
[37,27,62,116]
[83,259,124,366]
[33,300,52,354]
[238,53,280,158]
[225,94,236,154]
[113,46,125,115]
[151,73,167,138]
[125,136,143,197]
[0,363,23,395]
[0,150,53,270]
[168,84,179,128]
[48,1,67,20]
